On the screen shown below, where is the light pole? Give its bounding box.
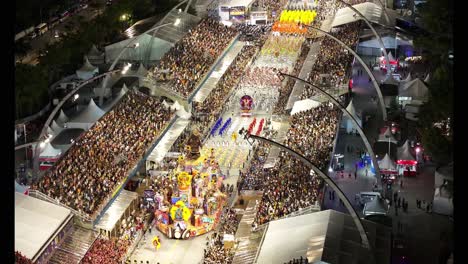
[98,21,175,106]
[242,133,375,262]
[336,0,396,84]
[304,24,387,121]
[278,72,383,191]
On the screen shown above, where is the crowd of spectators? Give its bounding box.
[301,22,361,99]
[82,238,130,264]
[285,104,340,170]
[203,208,240,264]
[148,18,238,97]
[193,46,258,135]
[32,91,175,219]
[284,256,310,264]
[15,251,33,264]
[251,0,288,15]
[250,104,339,225]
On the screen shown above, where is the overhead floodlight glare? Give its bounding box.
[134,43,139,48]
[40,142,45,148]
[328,167,333,172]
[174,18,181,26]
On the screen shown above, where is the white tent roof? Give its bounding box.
[162,100,170,109]
[255,210,391,264]
[397,140,415,161]
[378,127,398,144]
[331,2,399,28]
[291,99,321,115]
[51,120,63,132]
[345,99,360,120]
[423,73,430,83]
[95,190,138,232]
[88,44,104,57]
[136,63,148,77]
[378,153,396,171]
[47,126,55,136]
[15,193,72,261]
[402,73,412,83]
[39,141,62,158]
[176,107,191,120]
[56,110,69,124]
[399,78,429,100]
[71,99,105,124]
[171,101,182,111]
[78,56,98,72]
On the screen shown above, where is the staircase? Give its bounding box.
[232,198,265,264]
[48,226,98,264]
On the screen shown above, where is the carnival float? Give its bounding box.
[154,129,227,239]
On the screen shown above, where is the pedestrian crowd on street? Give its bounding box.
[31,91,175,219]
[148,18,238,97]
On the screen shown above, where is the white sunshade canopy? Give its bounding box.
[56,109,69,125]
[345,99,361,120]
[70,99,105,124]
[397,140,415,161]
[378,127,398,144]
[378,153,396,171]
[291,99,321,115]
[399,78,429,101]
[76,56,99,80]
[332,2,399,28]
[15,193,72,261]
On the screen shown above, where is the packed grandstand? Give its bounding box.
[18,0,376,263]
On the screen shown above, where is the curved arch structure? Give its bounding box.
[306,25,387,121]
[280,72,382,190]
[336,0,394,83]
[244,134,375,262]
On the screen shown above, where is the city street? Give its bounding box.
[322,62,453,264]
[18,5,103,65]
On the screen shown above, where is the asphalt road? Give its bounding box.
[17,5,104,65]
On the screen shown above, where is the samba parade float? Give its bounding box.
[154,129,228,239]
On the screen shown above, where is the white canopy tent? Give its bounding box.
[331,2,399,28]
[397,140,415,162]
[87,44,105,65]
[15,193,73,262]
[378,153,397,174]
[76,56,99,80]
[399,78,429,102]
[51,120,63,134]
[67,99,105,130]
[56,110,69,125]
[424,73,430,83]
[39,141,62,162]
[290,98,321,115]
[341,99,362,133]
[377,127,398,144]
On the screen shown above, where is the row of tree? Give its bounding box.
[414,0,453,164]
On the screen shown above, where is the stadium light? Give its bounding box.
[174,18,181,26]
